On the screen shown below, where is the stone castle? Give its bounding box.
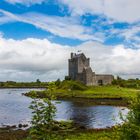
[68,52,114,86]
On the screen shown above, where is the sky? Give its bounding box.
[0,0,140,81]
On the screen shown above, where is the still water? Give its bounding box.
[0,88,129,129]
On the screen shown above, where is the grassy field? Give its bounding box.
[25,80,140,106]
[54,85,139,99]
[55,80,140,99]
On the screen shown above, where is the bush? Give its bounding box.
[58,80,87,90]
[118,94,140,140]
[28,83,57,140]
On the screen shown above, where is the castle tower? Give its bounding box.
[68,52,114,86]
[68,52,93,85]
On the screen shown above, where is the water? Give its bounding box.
[0,88,129,129]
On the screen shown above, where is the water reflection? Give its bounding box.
[56,100,129,128]
[0,89,129,128]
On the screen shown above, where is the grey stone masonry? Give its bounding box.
[68,52,114,86]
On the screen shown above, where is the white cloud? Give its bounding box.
[0,37,140,81]
[121,25,140,47]
[77,42,140,75]
[106,24,140,48]
[0,37,70,72]
[0,15,14,25]
[120,26,140,40]
[0,32,3,37]
[5,0,46,6]
[5,0,140,22]
[0,9,103,42]
[60,0,140,23]
[0,9,139,48]
[0,37,71,81]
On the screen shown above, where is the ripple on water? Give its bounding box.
[0,89,129,128]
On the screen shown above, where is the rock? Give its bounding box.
[18,124,23,128]
[79,125,86,130]
[22,124,28,128]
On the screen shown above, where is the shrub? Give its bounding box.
[58,80,87,90]
[28,82,57,140]
[118,94,140,140]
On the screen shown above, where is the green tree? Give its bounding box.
[28,82,57,140]
[65,76,71,80]
[55,79,61,87]
[36,79,41,83]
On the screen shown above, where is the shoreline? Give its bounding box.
[0,122,117,140]
[0,87,46,89]
[24,91,129,106]
[56,96,129,106]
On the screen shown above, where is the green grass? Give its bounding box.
[82,86,139,98]
[54,85,139,99]
[0,128,120,140]
[62,130,119,140]
[25,80,140,106]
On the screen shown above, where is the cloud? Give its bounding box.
[77,42,140,75]
[5,0,46,6]
[6,0,140,23]
[0,32,3,37]
[0,9,103,42]
[106,24,140,48]
[121,25,140,47]
[0,37,70,72]
[0,9,139,48]
[0,37,71,81]
[0,15,14,25]
[0,36,140,81]
[60,0,140,23]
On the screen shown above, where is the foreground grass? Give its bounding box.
[51,129,119,140]
[60,129,119,140]
[0,128,119,140]
[0,128,28,140]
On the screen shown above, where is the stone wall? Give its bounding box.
[95,74,114,85]
[68,58,78,80]
[83,67,93,86]
[77,55,90,73]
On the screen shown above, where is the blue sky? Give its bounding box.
[0,0,139,47]
[0,0,140,81]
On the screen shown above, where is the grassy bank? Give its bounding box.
[0,128,28,140]
[0,127,119,140]
[25,80,140,106]
[54,85,138,99]
[0,81,48,88]
[60,129,119,140]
